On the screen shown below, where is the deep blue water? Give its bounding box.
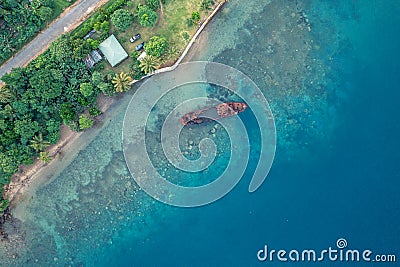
[95,0,400,266]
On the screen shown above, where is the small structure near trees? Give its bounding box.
[98,35,128,67]
[85,50,102,68]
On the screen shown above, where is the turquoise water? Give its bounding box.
[2,0,400,266]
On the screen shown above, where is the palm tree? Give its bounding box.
[0,85,13,103]
[112,72,132,92]
[38,151,52,163]
[30,133,51,152]
[139,55,159,74]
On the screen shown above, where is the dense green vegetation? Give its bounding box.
[136,4,158,27]
[78,114,94,130]
[145,36,168,57]
[0,0,136,211]
[145,0,160,10]
[71,0,130,40]
[110,9,133,31]
[38,151,51,163]
[0,0,75,65]
[0,0,221,211]
[200,0,214,11]
[0,32,111,210]
[191,11,201,23]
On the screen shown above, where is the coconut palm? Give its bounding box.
[112,72,132,92]
[30,133,51,152]
[0,85,13,103]
[139,55,159,74]
[38,151,52,163]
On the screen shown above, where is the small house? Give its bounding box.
[98,35,128,67]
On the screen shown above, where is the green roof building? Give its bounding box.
[99,35,128,67]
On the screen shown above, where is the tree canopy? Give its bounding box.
[145,0,159,10]
[191,11,200,23]
[0,33,100,187]
[79,114,94,130]
[0,0,55,63]
[80,83,94,98]
[137,4,158,27]
[145,36,169,57]
[110,9,133,31]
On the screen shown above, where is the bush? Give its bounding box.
[89,107,102,116]
[130,50,140,58]
[106,70,115,81]
[46,119,61,144]
[80,82,94,97]
[105,0,127,16]
[91,71,104,86]
[100,21,110,33]
[181,31,190,42]
[98,82,115,96]
[145,36,169,57]
[137,4,158,27]
[93,63,105,72]
[186,17,194,27]
[79,114,94,130]
[59,103,76,123]
[0,199,9,213]
[78,96,91,107]
[111,9,133,31]
[38,151,52,163]
[191,11,200,23]
[145,0,159,10]
[129,60,146,80]
[131,70,146,80]
[67,121,80,132]
[87,38,100,49]
[74,24,93,39]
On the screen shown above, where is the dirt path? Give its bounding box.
[0,0,109,80]
[159,0,164,16]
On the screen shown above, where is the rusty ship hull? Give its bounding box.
[180,102,247,126]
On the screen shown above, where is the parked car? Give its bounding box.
[135,42,144,51]
[130,33,141,43]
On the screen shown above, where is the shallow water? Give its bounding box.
[2,0,400,266]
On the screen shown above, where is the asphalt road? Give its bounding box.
[0,0,107,80]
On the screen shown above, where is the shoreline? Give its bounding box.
[1,1,226,217]
[3,95,115,207]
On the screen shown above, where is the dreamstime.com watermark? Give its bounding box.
[257,238,397,263]
[122,61,276,207]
